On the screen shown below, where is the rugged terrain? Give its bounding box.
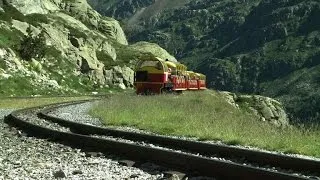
[88,0,320,122]
[0,0,292,127]
[0,0,176,96]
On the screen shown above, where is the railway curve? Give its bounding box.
[4,100,320,180]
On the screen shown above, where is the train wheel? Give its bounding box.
[144,89,152,95]
[161,88,172,95]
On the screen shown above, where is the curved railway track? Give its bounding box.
[4,100,320,180]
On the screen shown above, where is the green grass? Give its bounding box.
[89,90,320,157]
[0,27,22,49]
[0,2,25,22]
[0,96,93,109]
[25,13,50,26]
[62,0,77,2]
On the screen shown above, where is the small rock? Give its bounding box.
[88,159,100,165]
[16,130,27,137]
[130,174,139,178]
[53,169,66,178]
[13,161,21,166]
[72,170,83,175]
[118,83,126,90]
[118,160,136,167]
[163,171,186,180]
[85,151,103,157]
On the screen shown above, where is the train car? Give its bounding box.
[134,56,206,94]
[134,57,168,94]
[186,71,199,90]
[167,62,188,92]
[197,73,207,90]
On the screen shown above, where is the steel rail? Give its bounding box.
[3,103,308,180]
[38,101,320,176]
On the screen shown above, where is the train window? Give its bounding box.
[140,61,162,70]
[135,71,148,82]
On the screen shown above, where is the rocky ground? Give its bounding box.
[0,109,162,180]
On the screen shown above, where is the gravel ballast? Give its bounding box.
[0,109,161,180]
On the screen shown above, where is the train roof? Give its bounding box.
[136,56,188,71]
[165,61,176,68]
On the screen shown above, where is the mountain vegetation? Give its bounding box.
[0,0,176,96]
[88,0,320,123]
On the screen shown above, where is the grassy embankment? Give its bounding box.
[0,96,93,109]
[89,90,320,158]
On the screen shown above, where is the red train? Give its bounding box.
[134,56,206,94]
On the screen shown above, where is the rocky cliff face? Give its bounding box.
[89,0,320,122]
[0,0,176,95]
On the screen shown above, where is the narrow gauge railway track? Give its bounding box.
[4,101,319,180]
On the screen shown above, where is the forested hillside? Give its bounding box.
[88,0,320,122]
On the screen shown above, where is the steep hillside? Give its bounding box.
[0,0,176,96]
[88,0,191,22]
[88,0,320,122]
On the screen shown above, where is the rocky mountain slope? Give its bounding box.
[88,0,320,122]
[0,0,176,95]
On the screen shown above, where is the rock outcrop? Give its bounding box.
[130,42,177,62]
[104,66,134,89]
[98,17,128,45]
[8,0,59,14]
[221,91,289,127]
[8,0,128,45]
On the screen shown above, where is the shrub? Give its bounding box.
[19,26,46,61]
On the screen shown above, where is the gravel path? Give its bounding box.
[0,109,162,180]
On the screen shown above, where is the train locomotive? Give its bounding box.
[134,56,206,94]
